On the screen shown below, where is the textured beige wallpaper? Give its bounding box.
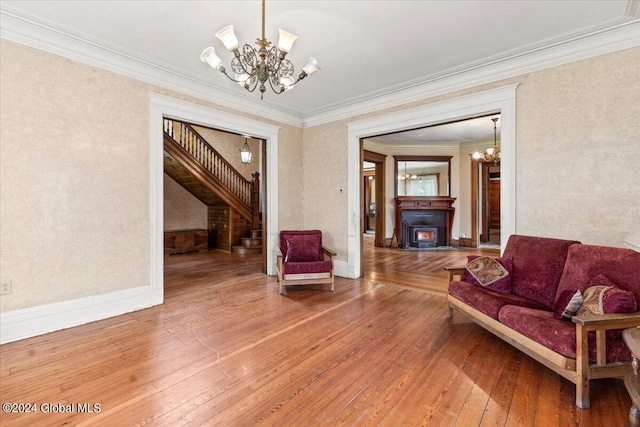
[163,174,208,231]
[0,40,304,312]
[0,40,151,311]
[515,47,640,244]
[303,46,640,258]
[278,126,305,230]
[302,123,349,258]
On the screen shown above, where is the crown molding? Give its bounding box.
[302,18,640,128]
[0,4,304,128]
[2,3,639,130]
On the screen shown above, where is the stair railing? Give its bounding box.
[164,119,259,228]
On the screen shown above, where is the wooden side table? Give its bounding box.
[623,328,640,427]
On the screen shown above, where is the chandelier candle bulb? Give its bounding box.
[280,75,295,91]
[302,57,321,76]
[200,47,222,70]
[235,72,250,83]
[277,29,297,53]
[215,25,239,51]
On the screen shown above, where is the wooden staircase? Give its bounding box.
[232,229,263,255]
[163,119,262,254]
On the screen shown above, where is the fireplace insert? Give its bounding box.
[410,226,438,248]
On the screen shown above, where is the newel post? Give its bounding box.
[251,171,260,230]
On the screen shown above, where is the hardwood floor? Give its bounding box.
[0,236,630,426]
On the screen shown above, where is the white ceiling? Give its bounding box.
[372,114,501,144]
[2,0,636,121]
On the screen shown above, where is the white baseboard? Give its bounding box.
[0,286,163,344]
[334,260,356,279]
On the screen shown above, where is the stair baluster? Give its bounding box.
[163,118,256,209]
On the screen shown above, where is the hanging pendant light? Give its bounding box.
[472,117,501,164]
[240,137,252,165]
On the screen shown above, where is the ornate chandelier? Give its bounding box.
[200,0,321,99]
[472,117,501,164]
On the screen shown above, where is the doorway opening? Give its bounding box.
[479,163,501,248]
[347,85,518,278]
[149,93,281,301]
[163,120,267,268]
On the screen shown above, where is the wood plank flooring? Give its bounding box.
[0,236,630,426]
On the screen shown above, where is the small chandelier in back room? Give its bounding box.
[200,0,321,99]
[397,162,417,181]
[472,117,501,164]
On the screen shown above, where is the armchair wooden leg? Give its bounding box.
[445,304,453,319]
[331,278,334,292]
[630,406,640,427]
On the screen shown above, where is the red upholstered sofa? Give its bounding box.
[446,234,640,408]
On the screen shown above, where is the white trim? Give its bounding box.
[333,260,350,279]
[625,238,640,252]
[0,285,162,344]
[302,20,640,127]
[2,3,638,130]
[346,85,518,278]
[0,4,303,128]
[148,93,281,276]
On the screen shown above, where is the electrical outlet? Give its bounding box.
[1,281,12,295]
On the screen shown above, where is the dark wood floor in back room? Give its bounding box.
[0,235,631,426]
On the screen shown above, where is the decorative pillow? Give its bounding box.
[464,255,513,293]
[575,275,637,339]
[591,274,637,314]
[577,276,637,316]
[553,290,583,320]
[284,234,323,262]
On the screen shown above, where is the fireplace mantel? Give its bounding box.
[395,196,456,247]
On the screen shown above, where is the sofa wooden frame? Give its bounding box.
[445,267,640,409]
[276,246,336,295]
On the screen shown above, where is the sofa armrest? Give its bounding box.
[572,312,640,331]
[444,266,466,282]
[573,311,640,407]
[275,246,283,258]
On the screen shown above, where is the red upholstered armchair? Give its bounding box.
[276,230,336,295]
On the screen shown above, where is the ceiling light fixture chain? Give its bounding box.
[200,0,321,99]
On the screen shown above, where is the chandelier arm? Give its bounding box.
[292,71,308,85]
[244,83,260,93]
[219,67,260,94]
[266,77,286,94]
[232,47,260,77]
[219,68,247,84]
[264,47,286,78]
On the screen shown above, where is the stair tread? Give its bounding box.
[231,245,262,255]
